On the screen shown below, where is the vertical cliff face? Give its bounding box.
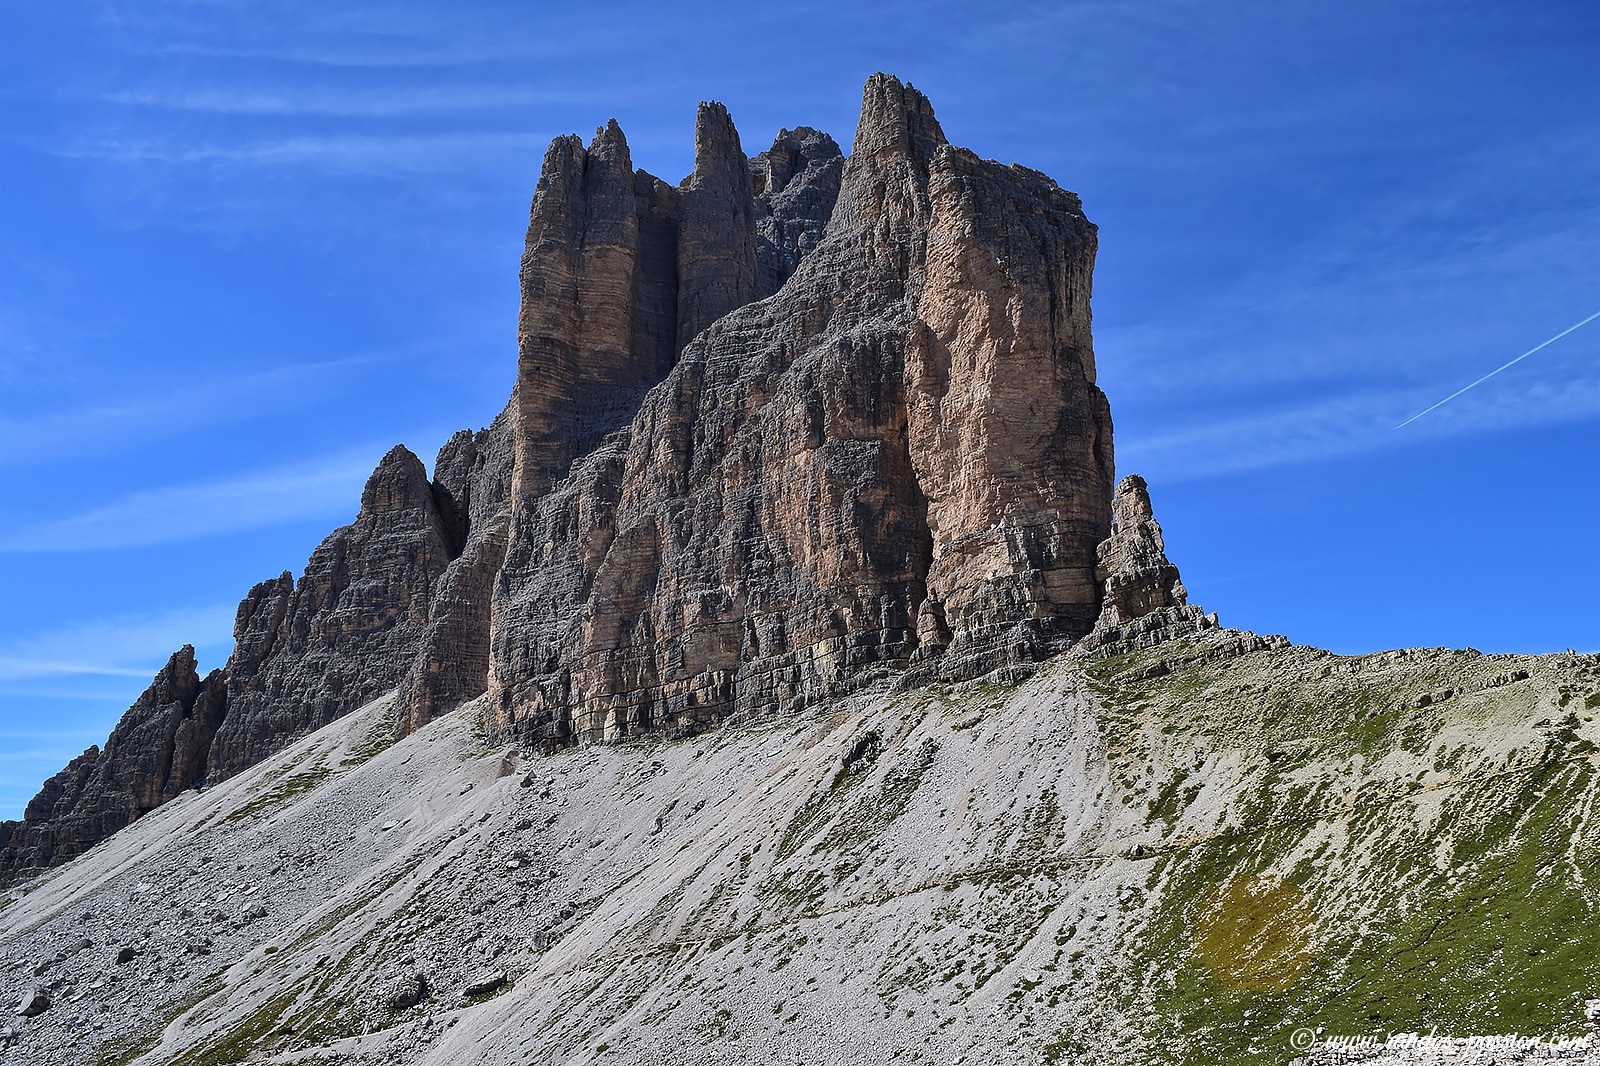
[511,122,687,504]
[676,102,759,350]
[486,74,1114,746]
[395,411,516,735]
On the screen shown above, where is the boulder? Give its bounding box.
[15,990,49,1017]
[385,972,428,1012]
[462,971,507,997]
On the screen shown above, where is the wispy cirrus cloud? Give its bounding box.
[1120,373,1600,482]
[56,130,547,176]
[100,84,606,118]
[0,357,386,469]
[0,449,380,552]
[0,604,236,683]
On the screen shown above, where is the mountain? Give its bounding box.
[1,74,1597,1065]
[0,72,1123,885]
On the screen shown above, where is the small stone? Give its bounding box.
[115,947,138,965]
[15,990,50,1017]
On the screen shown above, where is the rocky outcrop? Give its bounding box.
[676,102,758,350]
[208,445,455,775]
[488,74,1114,747]
[2,444,491,885]
[396,411,517,734]
[0,647,223,879]
[752,127,843,298]
[512,123,684,503]
[1094,474,1187,625]
[1081,474,1217,655]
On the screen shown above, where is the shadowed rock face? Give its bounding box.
[512,123,684,503]
[676,102,759,351]
[753,126,844,298]
[395,410,517,735]
[0,647,222,879]
[2,446,474,884]
[207,445,455,776]
[488,73,1114,746]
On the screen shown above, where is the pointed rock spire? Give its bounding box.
[1094,474,1188,626]
[0,645,223,882]
[206,444,454,777]
[360,445,436,517]
[851,73,946,163]
[1081,474,1220,655]
[676,101,758,350]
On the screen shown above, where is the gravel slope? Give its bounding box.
[2,633,1598,1065]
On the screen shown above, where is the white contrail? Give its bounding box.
[1396,308,1600,428]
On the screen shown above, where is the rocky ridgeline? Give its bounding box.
[0,74,1203,885]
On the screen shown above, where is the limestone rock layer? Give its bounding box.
[1,445,467,884]
[3,72,1160,883]
[207,444,455,776]
[752,127,843,298]
[488,74,1114,746]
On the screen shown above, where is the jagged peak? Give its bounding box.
[753,126,843,197]
[117,645,203,724]
[586,117,632,171]
[162,643,198,675]
[1082,472,1219,656]
[533,133,585,194]
[851,72,947,163]
[685,100,748,190]
[1111,473,1155,524]
[358,445,434,518]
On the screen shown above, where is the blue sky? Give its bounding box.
[2,0,1597,818]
